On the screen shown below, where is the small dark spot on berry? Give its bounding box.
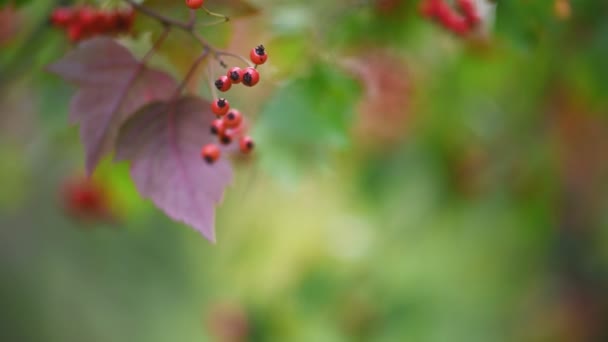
[221,136,232,144]
[227,112,235,120]
[211,126,218,135]
[243,73,252,85]
[217,99,226,107]
[215,80,224,89]
[246,141,254,149]
[255,45,265,55]
[230,71,240,81]
[204,156,213,164]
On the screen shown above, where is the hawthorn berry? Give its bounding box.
[210,119,225,135]
[51,7,74,27]
[250,45,268,65]
[201,143,220,164]
[219,129,235,145]
[215,76,232,92]
[61,176,112,223]
[67,24,83,42]
[242,67,260,87]
[116,8,136,31]
[186,0,205,10]
[457,0,480,26]
[222,109,243,128]
[227,67,244,84]
[50,6,136,42]
[78,7,96,27]
[211,98,230,116]
[239,136,254,154]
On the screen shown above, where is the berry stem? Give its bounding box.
[208,62,219,100]
[124,0,194,31]
[202,6,230,22]
[143,26,171,63]
[123,0,243,70]
[173,49,210,98]
[188,9,197,27]
[216,51,255,68]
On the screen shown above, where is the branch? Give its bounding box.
[125,0,194,31]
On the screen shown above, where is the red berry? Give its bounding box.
[67,24,83,42]
[249,45,268,65]
[78,7,97,28]
[51,7,75,27]
[201,143,220,164]
[210,119,225,135]
[222,109,243,129]
[227,67,244,84]
[61,176,111,222]
[211,98,230,116]
[239,136,254,154]
[116,8,136,32]
[242,67,260,87]
[457,0,480,26]
[215,76,232,92]
[218,130,234,145]
[186,0,205,10]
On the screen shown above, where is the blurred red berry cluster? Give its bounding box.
[50,6,136,42]
[420,0,480,36]
[60,176,114,225]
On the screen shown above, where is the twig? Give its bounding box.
[173,49,211,98]
[125,0,194,31]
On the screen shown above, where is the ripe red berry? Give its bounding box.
[222,109,243,129]
[211,98,230,116]
[201,143,220,164]
[96,12,115,31]
[227,67,244,84]
[51,7,75,27]
[186,0,205,10]
[215,76,232,92]
[61,176,112,223]
[116,8,136,31]
[218,129,236,145]
[239,136,254,154]
[67,24,83,42]
[210,119,225,135]
[78,7,96,27]
[457,0,480,26]
[250,45,268,65]
[242,67,260,87]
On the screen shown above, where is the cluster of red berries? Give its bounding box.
[61,176,113,224]
[50,6,136,42]
[420,0,480,36]
[200,45,268,164]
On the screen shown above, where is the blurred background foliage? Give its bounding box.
[2,0,608,341]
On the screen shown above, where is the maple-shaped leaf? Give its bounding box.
[47,37,178,175]
[115,97,233,242]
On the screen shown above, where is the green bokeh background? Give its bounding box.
[2,0,608,341]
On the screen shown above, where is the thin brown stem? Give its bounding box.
[202,6,230,22]
[216,51,254,68]
[192,32,228,68]
[125,0,193,31]
[208,60,219,100]
[188,9,196,26]
[141,26,171,63]
[173,49,211,98]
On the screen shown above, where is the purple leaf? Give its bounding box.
[115,97,233,242]
[47,37,177,175]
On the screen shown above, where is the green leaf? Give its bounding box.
[254,63,361,180]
